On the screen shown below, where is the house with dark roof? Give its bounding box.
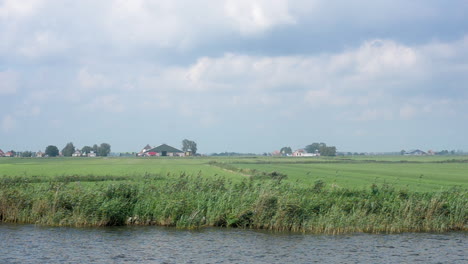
[147,144,184,157]
[405,149,427,155]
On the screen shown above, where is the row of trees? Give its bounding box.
[44,142,111,157]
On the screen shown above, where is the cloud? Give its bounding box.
[0,0,44,19]
[1,115,16,132]
[85,95,125,113]
[156,38,422,97]
[77,68,112,90]
[132,35,466,122]
[224,0,296,34]
[0,70,19,94]
[355,109,394,121]
[18,31,68,58]
[17,105,41,117]
[0,0,312,57]
[399,105,418,120]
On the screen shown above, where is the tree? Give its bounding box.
[305,143,326,154]
[21,151,33,157]
[92,144,98,153]
[305,142,336,156]
[62,142,75,157]
[400,150,406,155]
[320,146,336,156]
[280,147,292,155]
[81,146,93,155]
[182,139,197,154]
[45,145,59,157]
[97,143,111,157]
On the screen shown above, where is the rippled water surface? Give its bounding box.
[0,224,466,263]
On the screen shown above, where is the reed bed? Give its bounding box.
[0,173,466,234]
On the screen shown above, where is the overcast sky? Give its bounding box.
[1,0,468,153]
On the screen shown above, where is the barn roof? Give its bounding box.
[143,144,152,150]
[148,144,183,153]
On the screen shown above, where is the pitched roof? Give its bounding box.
[143,144,152,150]
[148,144,183,153]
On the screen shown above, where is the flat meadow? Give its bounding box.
[1,155,466,191]
[0,156,467,233]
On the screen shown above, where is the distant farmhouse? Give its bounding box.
[292,149,320,157]
[139,144,185,157]
[405,149,427,155]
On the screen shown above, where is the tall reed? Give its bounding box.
[0,173,466,234]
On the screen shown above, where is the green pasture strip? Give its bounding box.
[0,156,466,192]
[0,157,244,181]
[223,161,468,192]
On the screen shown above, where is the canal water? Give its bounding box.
[0,224,466,263]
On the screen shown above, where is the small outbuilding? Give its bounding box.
[147,144,184,157]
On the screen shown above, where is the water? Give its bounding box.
[0,224,466,264]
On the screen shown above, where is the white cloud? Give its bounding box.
[101,0,308,48]
[17,105,41,117]
[18,31,68,58]
[123,35,467,123]
[85,95,125,113]
[399,105,417,120]
[0,70,19,94]
[305,89,355,107]
[355,109,394,121]
[105,0,185,47]
[0,0,44,19]
[224,0,296,34]
[1,115,16,132]
[77,68,111,90]
[350,39,419,76]
[154,38,422,99]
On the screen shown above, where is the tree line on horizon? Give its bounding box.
[44,142,111,157]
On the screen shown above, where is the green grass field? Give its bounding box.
[1,156,466,233]
[1,156,466,192]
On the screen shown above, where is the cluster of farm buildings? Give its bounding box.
[0,149,98,158]
[0,149,16,157]
[137,144,190,157]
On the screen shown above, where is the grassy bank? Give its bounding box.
[1,172,466,234]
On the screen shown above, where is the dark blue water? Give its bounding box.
[0,224,466,263]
